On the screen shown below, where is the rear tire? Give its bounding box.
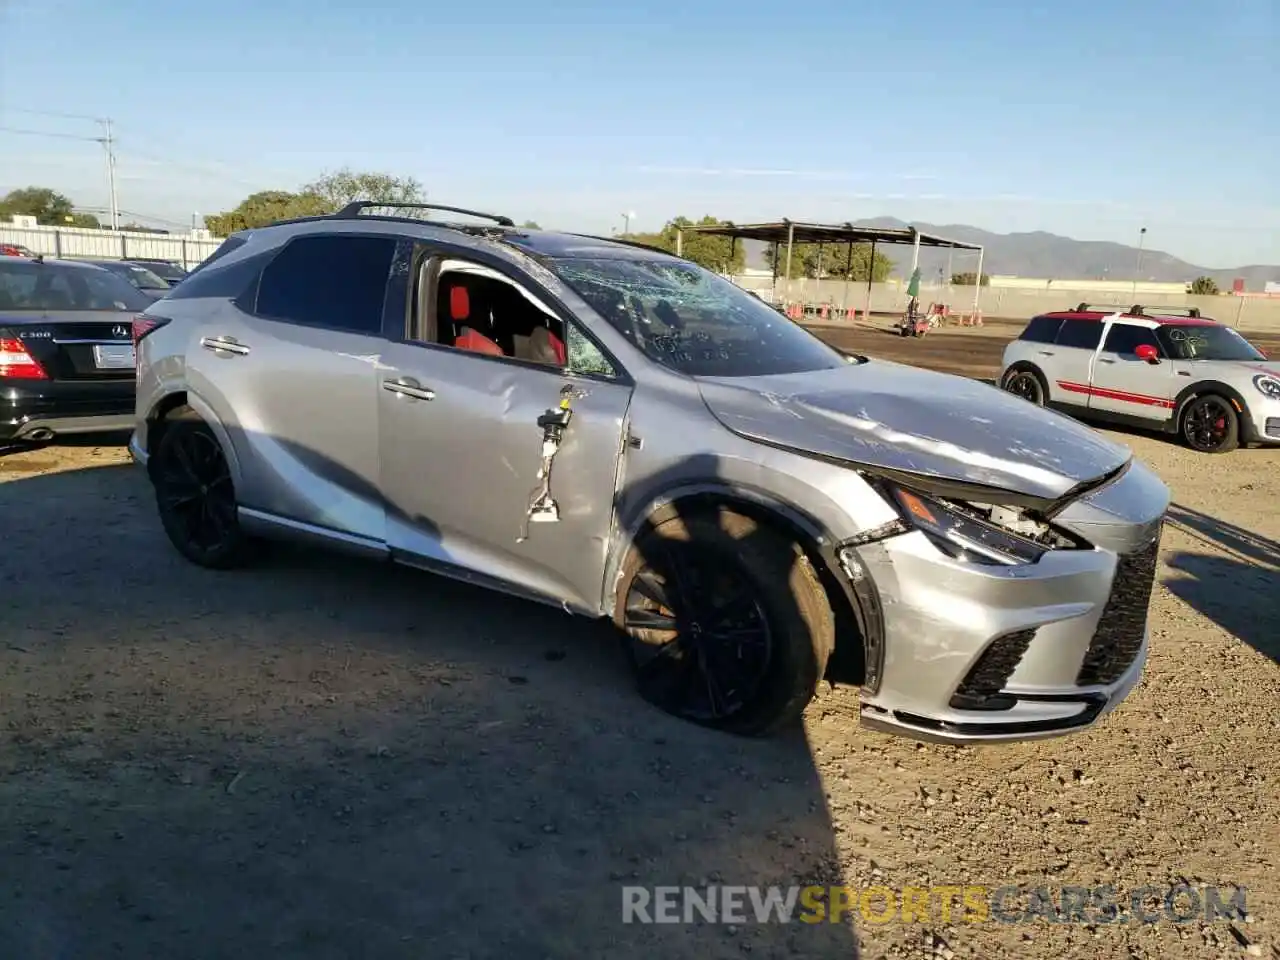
[613,508,834,737]
[1180,394,1239,453]
[151,415,252,568]
[1001,366,1048,406]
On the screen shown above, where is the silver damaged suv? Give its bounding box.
[130,202,1171,741]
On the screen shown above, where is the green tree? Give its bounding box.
[1188,276,1219,295]
[629,215,746,273]
[204,169,426,235]
[204,190,329,235]
[0,186,75,225]
[69,212,101,228]
[301,168,424,209]
[764,241,893,281]
[951,272,990,286]
[521,220,542,229]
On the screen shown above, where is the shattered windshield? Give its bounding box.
[1155,324,1266,362]
[549,256,847,377]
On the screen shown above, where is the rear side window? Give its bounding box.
[1055,319,1103,350]
[1102,323,1160,355]
[254,234,395,334]
[1020,315,1062,343]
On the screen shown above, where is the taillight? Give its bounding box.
[0,337,49,380]
[132,315,170,345]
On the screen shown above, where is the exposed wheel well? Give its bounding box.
[645,492,867,687]
[144,393,195,474]
[1175,384,1246,422]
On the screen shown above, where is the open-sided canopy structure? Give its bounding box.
[678,219,986,316]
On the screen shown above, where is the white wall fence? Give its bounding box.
[1,223,222,269]
[732,275,1280,335]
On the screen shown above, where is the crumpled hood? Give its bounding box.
[696,358,1133,501]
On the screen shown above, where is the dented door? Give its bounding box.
[378,342,633,613]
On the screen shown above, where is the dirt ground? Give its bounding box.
[2,322,1278,959]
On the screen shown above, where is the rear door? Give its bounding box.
[1044,317,1104,406]
[181,232,394,541]
[1089,321,1174,422]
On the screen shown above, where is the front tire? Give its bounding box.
[613,509,834,737]
[1001,366,1047,406]
[152,416,252,568]
[1181,394,1239,453]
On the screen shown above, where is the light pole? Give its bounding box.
[0,110,119,229]
[621,210,635,236]
[1131,227,1147,301]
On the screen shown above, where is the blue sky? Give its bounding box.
[1,0,1276,267]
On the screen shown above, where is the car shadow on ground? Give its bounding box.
[1162,503,1280,666]
[0,462,861,959]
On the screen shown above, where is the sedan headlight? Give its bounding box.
[1253,374,1280,400]
[882,484,1082,566]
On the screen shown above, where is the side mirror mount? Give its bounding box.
[1135,343,1160,364]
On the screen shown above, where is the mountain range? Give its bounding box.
[747,217,1279,289]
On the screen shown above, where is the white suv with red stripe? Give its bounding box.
[998,305,1280,453]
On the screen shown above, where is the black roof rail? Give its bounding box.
[1075,302,1206,319]
[1138,305,1202,318]
[1075,302,1140,314]
[335,201,515,227]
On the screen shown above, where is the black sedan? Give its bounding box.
[0,256,152,442]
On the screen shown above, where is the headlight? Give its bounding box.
[882,484,1077,565]
[1253,374,1280,400]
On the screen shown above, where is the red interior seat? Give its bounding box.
[455,328,504,356]
[447,284,504,357]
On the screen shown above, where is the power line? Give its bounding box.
[5,106,107,123]
[0,124,101,142]
[115,146,274,192]
[0,117,119,229]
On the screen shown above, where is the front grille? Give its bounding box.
[1266,417,1280,439]
[950,628,1037,711]
[1076,535,1160,686]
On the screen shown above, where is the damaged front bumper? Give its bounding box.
[843,461,1166,745]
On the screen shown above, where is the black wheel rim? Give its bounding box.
[623,543,772,723]
[1006,373,1042,404]
[1183,397,1232,451]
[158,429,237,551]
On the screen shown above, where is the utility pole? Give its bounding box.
[98,118,119,231]
[0,110,120,227]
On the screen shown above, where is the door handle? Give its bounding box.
[200,336,250,356]
[382,377,435,401]
[1037,350,1055,357]
[1097,358,1116,364]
